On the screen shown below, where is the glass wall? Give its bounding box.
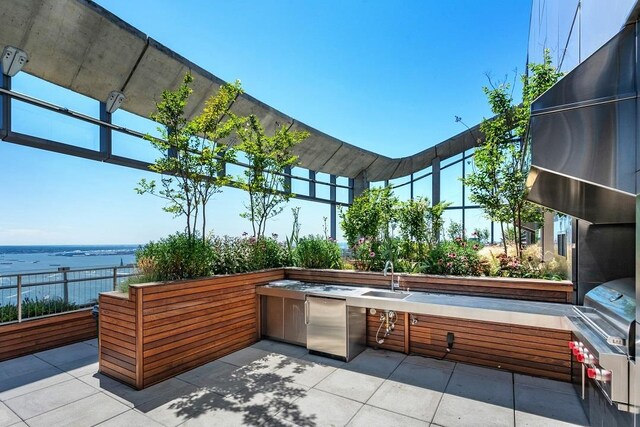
[528,0,635,72]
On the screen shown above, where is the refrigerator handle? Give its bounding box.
[304,299,310,325]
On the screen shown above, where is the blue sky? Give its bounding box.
[0,1,532,245]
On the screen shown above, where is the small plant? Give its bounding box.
[285,207,301,266]
[136,232,217,281]
[294,235,343,269]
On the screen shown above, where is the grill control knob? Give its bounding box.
[576,353,585,363]
[587,367,611,382]
[568,341,577,349]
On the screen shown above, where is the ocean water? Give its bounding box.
[0,245,138,275]
[0,245,139,308]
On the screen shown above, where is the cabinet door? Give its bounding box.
[262,296,284,340]
[284,298,306,345]
[307,296,347,357]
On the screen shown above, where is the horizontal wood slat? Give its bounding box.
[99,292,137,388]
[99,270,283,389]
[0,310,96,362]
[366,308,406,353]
[409,314,571,381]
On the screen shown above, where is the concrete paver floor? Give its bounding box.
[0,339,589,426]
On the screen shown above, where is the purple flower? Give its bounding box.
[369,251,375,258]
[358,237,365,245]
[473,244,480,250]
[446,262,453,268]
[448,252,457,259]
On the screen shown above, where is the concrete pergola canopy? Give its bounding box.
[0,0,481,180]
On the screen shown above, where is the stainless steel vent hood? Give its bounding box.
[526,24,637,224]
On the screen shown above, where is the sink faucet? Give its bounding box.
[383,261,398,291]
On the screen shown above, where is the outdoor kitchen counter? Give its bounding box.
[257,280,576,330]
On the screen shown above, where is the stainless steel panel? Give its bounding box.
[262,296,284,340]
[574,222,635,304]
[306,296,347,358]
[527,167,635,224]
[527,23,638,224]
[584,278,635,335]
[284,298,307,346]
[532,25,636,112]
[347,306,366,361]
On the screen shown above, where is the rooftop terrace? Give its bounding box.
[0,338,588,426]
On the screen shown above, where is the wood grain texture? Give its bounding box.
[99,269,285,389]
[366,308,406,353]
[99,291,137,387]
[408,314,572,381]
[0,309,96,362]
[285,268,573,303]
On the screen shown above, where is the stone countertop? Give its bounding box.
[257,280,577,330]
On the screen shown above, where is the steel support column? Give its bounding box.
[461,150,466,235]
[432,157,441,206]
[0,73,10,139]
[348,178,355,204]
[330,174,337,239]
[410,173,414,200]
[99,102,112,160]
[353,171,368,198]
[309,170,316,198]
[284,166,292,193]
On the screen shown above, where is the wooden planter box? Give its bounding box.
[98,269,285,389]
[98,268,573,389]
[0,309,97,362]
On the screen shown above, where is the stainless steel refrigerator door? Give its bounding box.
[306,296,347,358]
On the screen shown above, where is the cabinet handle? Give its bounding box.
[304,300,310,325]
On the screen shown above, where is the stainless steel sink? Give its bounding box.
[361,290,411,300]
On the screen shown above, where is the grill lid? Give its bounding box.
[584,277,635,336]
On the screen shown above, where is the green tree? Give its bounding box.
[235,115,309,238]
[396,197,450,260]
[340,186,399,247]
[463,50,562,257]
[136,74,242,241]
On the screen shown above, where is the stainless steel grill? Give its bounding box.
[570,278,635,411]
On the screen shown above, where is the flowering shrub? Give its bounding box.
[351,238,384,271]
[210,235,287,274]
[136,232,217,281]
[423,238,488,276]
[294,235,343,269]
[494,252,566,280]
